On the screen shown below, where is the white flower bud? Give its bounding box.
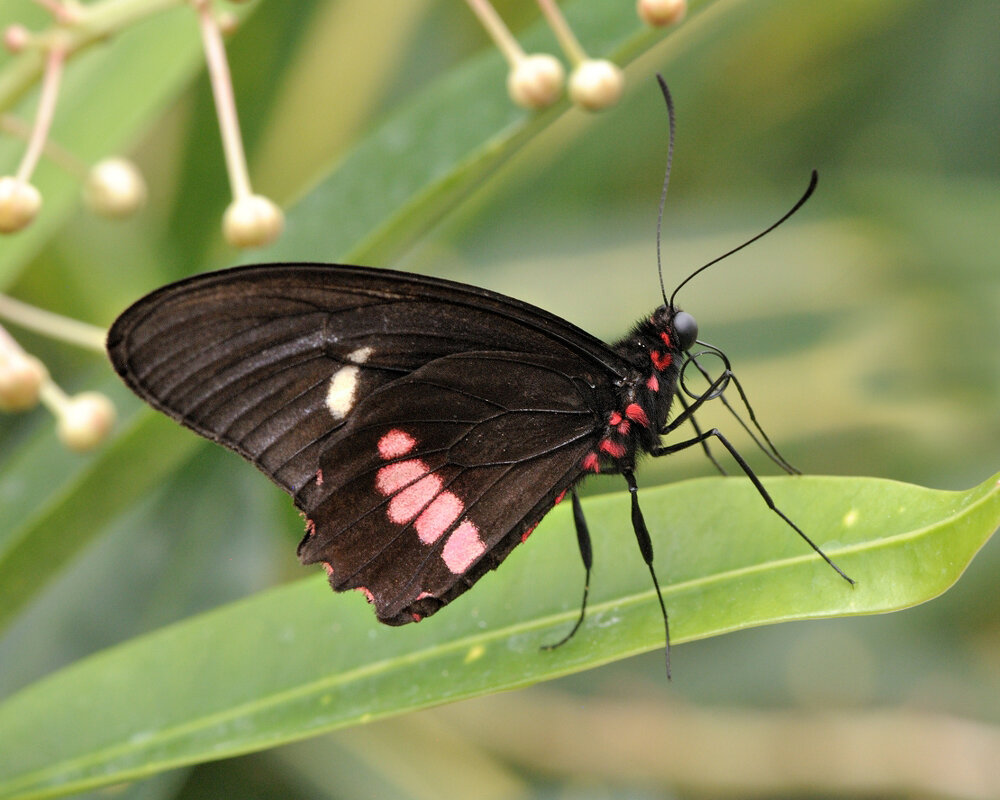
[0,177,42,233]
[3,24,31,54]
[56,391,116,452]
[637,0,687,27]
[84,158,147,218]
[568,59,624,112]
[0,351,47,412]
[222,194,284,248]
[507,53,565,110]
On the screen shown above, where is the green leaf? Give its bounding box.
[0,473,997,799]
[0,387,201,631]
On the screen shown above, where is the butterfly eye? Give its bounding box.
[673,311,698,351]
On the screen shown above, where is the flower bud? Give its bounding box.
[3,24,31,54]
[507,53,565,110]
[56,391,116,452]
[222,194,284,248]
[637,0,687,27]
[0,351,47,412]
[0,177,42,233]
[568,59,624,111]
[84,158,147,218]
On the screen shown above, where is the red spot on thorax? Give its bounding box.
[599,438,626,458]
[582,452,600,473]
[650,350,673,371]
[609,411,623,426]
[646,374,659,392]
[660,331,671,347]
[616,420,631,436]
[624,403,649,427]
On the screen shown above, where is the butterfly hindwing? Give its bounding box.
[298,351,603,623]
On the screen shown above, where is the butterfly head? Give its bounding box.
[672,310,698,352]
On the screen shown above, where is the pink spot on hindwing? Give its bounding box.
[521,522,538,543]
[554,489,567,505]
[357,586,374,604]
[414,490,464,544]
[368,427,498,579]
[322,561,334,576]
[316,469,324,486]
[442,520,486,573]
[376,459,428,495]
[378,429,416,460]
[388,474,444,524]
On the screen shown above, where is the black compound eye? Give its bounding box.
[673,311,698,351]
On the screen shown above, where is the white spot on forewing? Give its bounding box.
[347,346,373,364]
[326,365,359,419]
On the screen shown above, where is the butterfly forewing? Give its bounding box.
[108,263,627,623]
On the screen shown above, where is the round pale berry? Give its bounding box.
[637,0,687,27]
[0,351,47,412]
[568,59,624,111]
[85,158,147,218]
[222,194,284,248]
[56,392,116,452]
[0,177,42,233]
[507,53,565,110]
[3,24,31,54]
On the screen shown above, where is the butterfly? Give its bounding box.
[106,79,852,672]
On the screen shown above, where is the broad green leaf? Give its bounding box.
[0,472,997,799]
[0,388,201,631]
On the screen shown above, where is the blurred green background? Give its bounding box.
[1,0,998,797]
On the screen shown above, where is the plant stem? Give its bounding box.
[194,0,252,201]
[0,294,107,353]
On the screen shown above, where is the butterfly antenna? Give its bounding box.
[655,74,676,307]
[669,170,819,308]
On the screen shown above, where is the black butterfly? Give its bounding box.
[106,80,851,672]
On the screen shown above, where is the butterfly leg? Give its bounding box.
[622,469,672,678]
[542,490,593,651]
[675,392,726,475]
[651,429,855,585]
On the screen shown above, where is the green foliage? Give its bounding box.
[0,0,998,797]
[1,474,998,798]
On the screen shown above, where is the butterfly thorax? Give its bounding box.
[580,305,683,474]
